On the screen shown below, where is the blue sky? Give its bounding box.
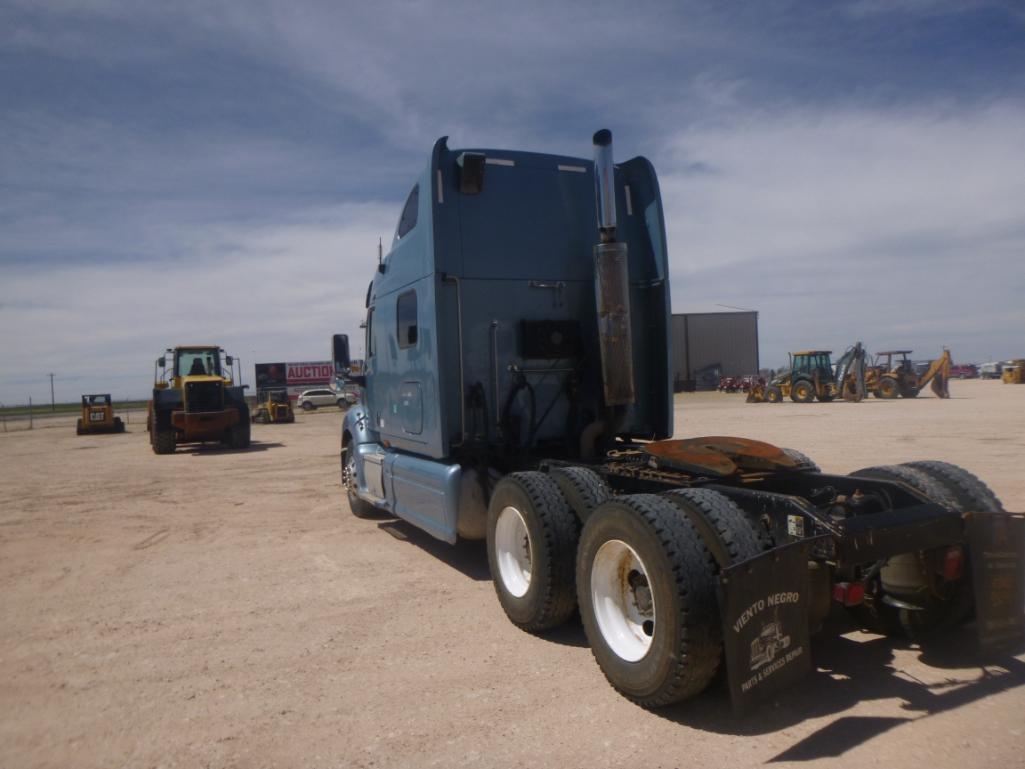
[2,0,1024,402]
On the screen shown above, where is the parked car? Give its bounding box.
[337,383,361,405]
[296,388,349,410]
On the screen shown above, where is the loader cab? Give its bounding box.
[173,347,223,379]
[790,351,832,379]
[875,350,914,374]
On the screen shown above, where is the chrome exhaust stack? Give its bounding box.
[592,129,635,407]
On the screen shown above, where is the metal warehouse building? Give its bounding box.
[671,307,760,391]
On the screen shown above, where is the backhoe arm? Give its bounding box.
[918,349,952,398]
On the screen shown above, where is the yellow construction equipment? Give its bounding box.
[251,389,295,423]
[747,350,837,403]
[1002,360,1025,384]
[147,345,250,454]
[76,394,125,435]
[867,349,950,399]
[865,348,951,397]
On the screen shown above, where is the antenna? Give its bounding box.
[378,237,383,267]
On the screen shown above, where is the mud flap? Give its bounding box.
[966,512,1025,654]
[718,538,824,714]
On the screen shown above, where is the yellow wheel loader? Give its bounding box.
[147,346,250,454]
[76,394,125,435]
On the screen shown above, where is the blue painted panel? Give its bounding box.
[398,381,423,435]
[386,452,461,544]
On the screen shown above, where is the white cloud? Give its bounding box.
[658,101,1025,365]
[0,203,397,401]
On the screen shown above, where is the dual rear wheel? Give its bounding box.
[485,471,767,707]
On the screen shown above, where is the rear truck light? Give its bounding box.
[832,581,866,607]
[943,546,965,581]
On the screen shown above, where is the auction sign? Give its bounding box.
[286,361,334,388]
[254,360,334,398]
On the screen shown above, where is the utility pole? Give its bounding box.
[48,373,55,411]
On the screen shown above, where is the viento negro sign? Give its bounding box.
[718,539,817,713]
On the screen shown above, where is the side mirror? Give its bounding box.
[457,152,485,195]
[333,334,351,375]
[156,357,164,368]
[225,355,234,366]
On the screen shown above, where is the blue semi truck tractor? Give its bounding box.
[333,131,1024,712]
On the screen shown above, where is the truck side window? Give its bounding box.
[394,184,419,243]
[397,290,418,348]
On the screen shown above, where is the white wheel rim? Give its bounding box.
[495,506,532,598]
[591,539,656,662]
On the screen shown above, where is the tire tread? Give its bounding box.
[581,494,721,707]
[903,460,1004,512]
[549,466,611,522]
[490,471,580,632]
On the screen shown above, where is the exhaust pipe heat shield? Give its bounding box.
[594,241,635,406]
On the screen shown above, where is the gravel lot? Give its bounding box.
[1,379,1023,769]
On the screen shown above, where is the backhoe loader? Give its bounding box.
[868,349,950,399]
[746,350,837,403]
[747,344,868,403]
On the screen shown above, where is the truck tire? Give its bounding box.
[549,466,611,523]
[878,376,899,399]
[765,385,783,403]
[341,440,379,519]
[850,464,970,636]
[900,385,920,398]
[76,418,84,436]
[114,417,125,433]
[902,460,1004,513]
[577,494,721,707]
[782,447,820,472]
[851,464,959,510]
[791,379,815,403]
[663,487,772,556]
[486,471,579,632]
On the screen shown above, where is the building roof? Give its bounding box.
[673,303,758,315]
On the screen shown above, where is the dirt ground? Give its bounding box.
[1,380,1023,769]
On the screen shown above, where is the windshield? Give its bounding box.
[794,353,831,373]
[175,348,221,377]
